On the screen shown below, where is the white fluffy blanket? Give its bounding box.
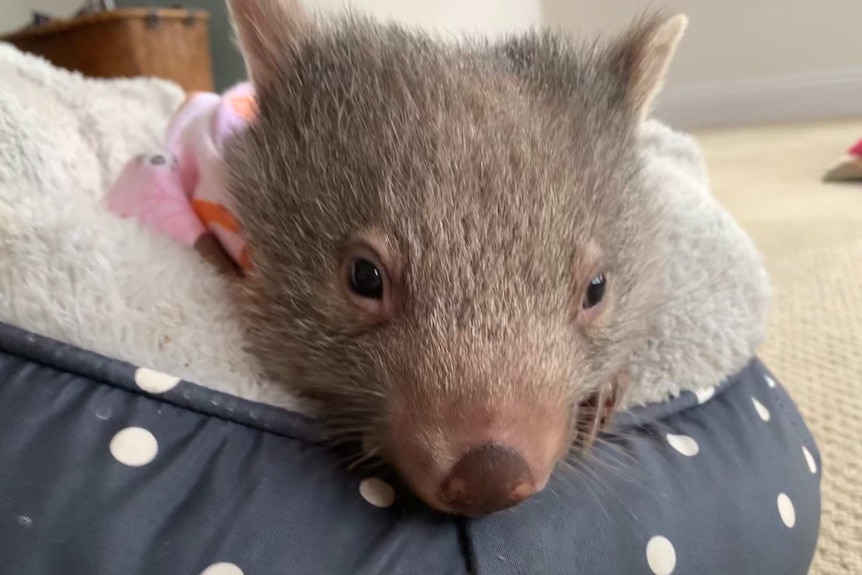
[0,43,769,412]
[0,44,300,410]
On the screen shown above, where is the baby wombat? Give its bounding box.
[223,0,687,516]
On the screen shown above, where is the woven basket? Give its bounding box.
[1,8,213,92]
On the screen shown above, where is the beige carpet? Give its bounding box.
[693,119,862,574]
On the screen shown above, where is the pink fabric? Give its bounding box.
[823,136,862,182]
[105,82,258,269]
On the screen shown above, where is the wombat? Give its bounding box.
[223,0,687,517]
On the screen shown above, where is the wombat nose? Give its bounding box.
[439,443,537,516]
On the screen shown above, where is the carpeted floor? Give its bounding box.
[693,118,862,574]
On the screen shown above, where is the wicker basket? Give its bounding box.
[1,8,214,92]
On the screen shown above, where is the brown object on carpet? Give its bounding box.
[694,118,862,574]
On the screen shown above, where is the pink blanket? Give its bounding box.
[823,137,862,182]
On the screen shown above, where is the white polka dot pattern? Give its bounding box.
[109,427,158,466]
[802,445,817,474]
[694,386,715,404]
[777,493,796,528]
[646,535,676,575]
[359,478,395,508]
[134,367,180,394]
[199,563,244,575]
[1,322,821,575]
[666,433,699,457]
[752,397,771,421]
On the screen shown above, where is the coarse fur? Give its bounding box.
[226,16,667,428]
[0,10,769,512]
[221,0,731,511]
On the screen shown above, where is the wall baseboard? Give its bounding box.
[653,68,862,131]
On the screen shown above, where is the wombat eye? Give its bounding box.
[583,273,606,309]
[349,258,384,300]
[341,239,394,317]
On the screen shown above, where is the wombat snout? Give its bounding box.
[439,443,537,516]
[389,398,569,516]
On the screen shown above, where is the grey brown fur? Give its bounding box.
[222,0,769,510]
[229,15,665,424]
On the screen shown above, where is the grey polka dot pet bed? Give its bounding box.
[0,321,820,575]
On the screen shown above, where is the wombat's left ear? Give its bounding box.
[607,13,688,122]
[226,0,311,91]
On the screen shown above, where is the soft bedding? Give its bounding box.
[0,321,820,574]
[0,43,821,574]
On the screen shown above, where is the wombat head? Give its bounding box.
[224,0,685,516]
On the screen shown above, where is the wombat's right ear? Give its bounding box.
[227,0,310,90]
[606,13,687,122]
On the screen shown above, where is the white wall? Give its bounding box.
[542,0,862,128]
[308,0,542,39]
[0,0,80,32]
[308,0,862,128]
[2,0,860,128]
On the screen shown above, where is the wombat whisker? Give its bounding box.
[575,461,637,517]
[556,460,614,524]
[567,447,639,484]
[626,262,750,322]
[568,433,640,475]
[347,450,387,473]
[560,451,645,523]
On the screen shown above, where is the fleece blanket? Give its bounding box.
[0,43,822,575]
[0,43,301,412]
[0,42,770,411]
